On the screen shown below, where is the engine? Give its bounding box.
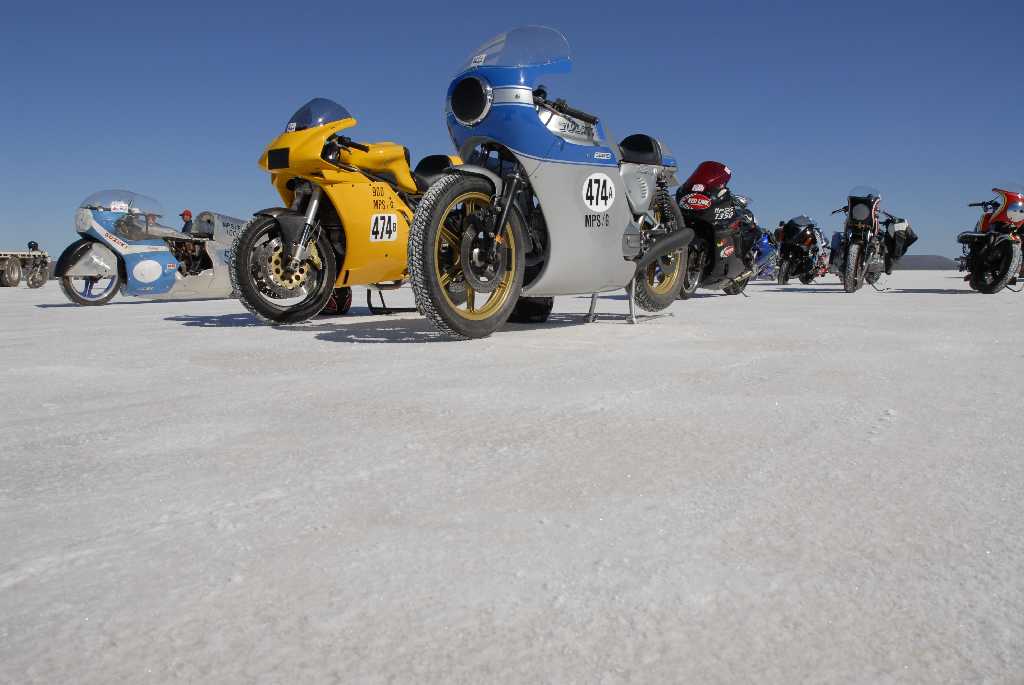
[167,239,212,276]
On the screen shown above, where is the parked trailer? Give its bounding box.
[0,243,50,288]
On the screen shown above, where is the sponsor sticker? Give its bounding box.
[691,184,705,192]
[582,173,615,212]
[594,152,612,161]
[714,206,736,221]
[470,53,486,66]
[682,193,712,211]
[109,200,130,213]
[721,245,735,258]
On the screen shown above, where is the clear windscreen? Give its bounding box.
[80,190,164,219]
[286,98,353,132]
[462,26,571,70]
[849,185,881,199]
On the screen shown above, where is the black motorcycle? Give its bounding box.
[676,161,763,298]
[828,186,916,292]
[957,188,1024,294]
[776,215,829,285]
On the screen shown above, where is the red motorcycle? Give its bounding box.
[958,186,1024,293]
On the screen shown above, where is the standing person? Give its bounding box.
[179,209,193,233]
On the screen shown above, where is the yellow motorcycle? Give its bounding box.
[232,98,460,324]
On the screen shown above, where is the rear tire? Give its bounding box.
[634,250,684,312]
[508,296,553,324]
[798,273,815,285]
[844,243,865,293]
[777,258,790,285]
[408,174,525,339]
[1,258,22,287]
[231,216,338,325]
[320,287,353,316]
[971,240,1022,294]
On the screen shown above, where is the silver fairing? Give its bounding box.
[511,153,636,296]
[619,163,660,218]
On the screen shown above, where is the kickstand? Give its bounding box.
[586,292,599,323]
[740,288,751,298]
[367,288,392,315]
[627,281,638,324]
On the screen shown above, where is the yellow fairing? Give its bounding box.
[260,116,460,288]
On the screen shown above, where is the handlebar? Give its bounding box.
[831,206,847,215]
[329,134,371,153]
[968,200,998,209]
[533,92,599,125]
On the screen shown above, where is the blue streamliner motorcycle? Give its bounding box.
[752,232,777,281]
[407,26,693,338]
[55,190,245,306]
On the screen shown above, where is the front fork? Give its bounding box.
[286,185,323,270]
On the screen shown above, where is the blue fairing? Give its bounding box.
[85,209,178,296]
[447,63,618,167]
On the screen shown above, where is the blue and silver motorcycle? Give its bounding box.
[407,26,693,338]
[55,190,244,306]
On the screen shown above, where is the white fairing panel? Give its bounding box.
[518,156,636,296]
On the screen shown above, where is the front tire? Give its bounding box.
[26,266,48,289]
[60,273,120,305]
[1,258,22,287]
[678,246,703,300]
[798,272,815,285]
[970,240,1022,294]
[844,243,865,293]
[230,216,338,325]
[408,174,525,339]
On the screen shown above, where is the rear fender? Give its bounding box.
[55,239,119,278]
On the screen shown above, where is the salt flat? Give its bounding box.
[1,271,1021,683]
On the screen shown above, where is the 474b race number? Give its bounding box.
[369,213,398,242]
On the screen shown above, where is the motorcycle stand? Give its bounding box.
[366,282,416,315]
[586,282,672,325]
[869,274,890,293]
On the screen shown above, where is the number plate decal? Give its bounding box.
[369,214,399,242]
[582,172,615,212]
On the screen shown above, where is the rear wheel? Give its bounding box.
[844,243,865,293]
[508,296,554,324]
[230,216,337,325]
[777,258,790,285]
[408,174,525,339]
[60,273,120,305]
[970,240,1022,294]
[798,272,815,285]
[1,258,22,287]
[634,250,684,312]
[678,246,704,300]
[320,287,353,316]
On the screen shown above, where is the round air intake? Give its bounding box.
[851,203,871,221]
[450,76,493,126]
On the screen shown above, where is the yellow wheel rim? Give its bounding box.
[434,191,517,321]
[645,250,683,295]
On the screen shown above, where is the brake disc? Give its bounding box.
[460,212,507,294]
[255,237,322,298]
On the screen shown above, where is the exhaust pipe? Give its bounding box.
[633,228,694,273]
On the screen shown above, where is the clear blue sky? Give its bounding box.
[1,0,1019,257]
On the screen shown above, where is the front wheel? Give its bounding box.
[408,174,525,339]
[230,216,338,325]
[970,240,1022,294]
[844,243,865,293]
[60,273,120,305]
[26,266,48,289]
[798,272,815,285]
[678,246,703,300]
[1,258,22,287]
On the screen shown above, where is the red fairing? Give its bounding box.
[682,161,732,192]
[992,188,1024,228]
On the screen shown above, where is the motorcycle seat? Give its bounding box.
[618,134,663,166]
[412,154,455,192]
